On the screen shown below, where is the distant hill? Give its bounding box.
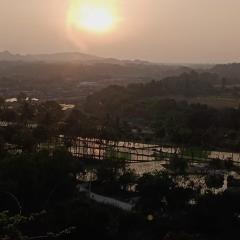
[211,63,240,80]
[0,51,104,63]
[0,51,193,83]
[0,50,162,66]
[0,51,196,101]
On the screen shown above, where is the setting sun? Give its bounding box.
[67,0,119,33]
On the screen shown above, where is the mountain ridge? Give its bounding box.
[0,51,155,65]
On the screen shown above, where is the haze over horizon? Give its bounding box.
[1,0,240,64]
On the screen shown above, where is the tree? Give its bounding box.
[119,169,137,192]
[0,211,26,240]
[17,92,27,104]
[37,101,63,126]
[0,211,75,240]
[0,149,77,213]
[62,109,95,138]
[36,101,63,139]
[136,172,175,212]
[168,155,188,174]
[205,174,224,189]
[0,96,5,110]
[17,102,35,125]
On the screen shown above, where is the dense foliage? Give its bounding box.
[1,73,240,239]
[83,72,240,150]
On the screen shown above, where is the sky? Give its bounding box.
[0,0,240,63]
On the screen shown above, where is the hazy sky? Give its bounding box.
[0,0,240,63]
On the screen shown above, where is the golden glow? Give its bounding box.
[67,0,120,33]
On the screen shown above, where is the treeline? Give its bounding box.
[85,97,240,150]
[0,61,188,89]
[85,71,218,111]
[1,93,240,239]
[84,72,240,150]
[211,63,240,82]
[1,83,240,151]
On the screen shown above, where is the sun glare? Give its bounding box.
[67,0,119,33]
